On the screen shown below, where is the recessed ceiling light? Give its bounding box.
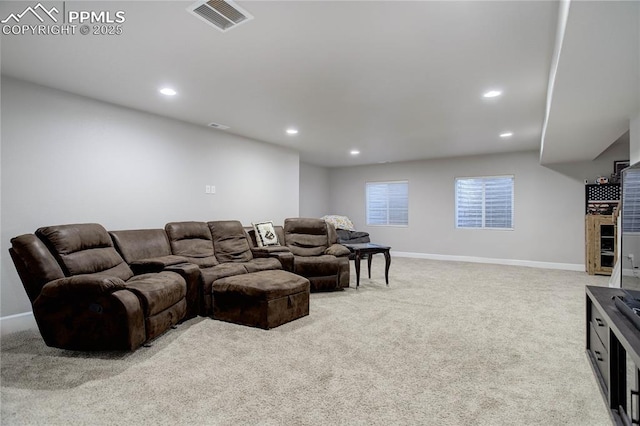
[286,128,298,135]
[159,88,177,96]
[483,90,502,98]
[500,132,513,138]
[350,150,360,155]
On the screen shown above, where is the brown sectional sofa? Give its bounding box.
[8,218,351,351]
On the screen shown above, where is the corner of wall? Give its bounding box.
[630,113,640,165]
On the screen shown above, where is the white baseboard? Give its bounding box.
[0,311,37,336]
[392,251,585,272]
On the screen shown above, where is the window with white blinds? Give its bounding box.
[455,176,514,229]
[623,168,640,233]
[366,181,409,226]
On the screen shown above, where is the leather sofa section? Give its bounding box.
[12,223,189,351]
[110,229,198,319]
[284,218,350,291]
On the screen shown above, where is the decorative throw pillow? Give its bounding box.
[252,221,280,247]
[322,215,356,231]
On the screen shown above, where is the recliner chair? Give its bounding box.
[283,218,351,291]
[9,223,188,351]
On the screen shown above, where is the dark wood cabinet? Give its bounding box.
[586,286,640,425]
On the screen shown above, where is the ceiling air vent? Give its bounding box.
[208,122,230,130]
[188,0,253,32]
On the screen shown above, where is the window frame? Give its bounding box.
[365,180,409,227]
[454,175,514,230]
[623,168,640,235]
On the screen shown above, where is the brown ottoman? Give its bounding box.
[212,270,310,329]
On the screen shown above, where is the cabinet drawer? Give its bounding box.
[589,322,609,390]
[590,303,609,353]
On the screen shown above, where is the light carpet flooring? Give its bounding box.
[1,257,613,425]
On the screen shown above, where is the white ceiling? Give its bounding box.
[1,1,638,168]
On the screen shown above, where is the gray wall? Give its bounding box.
[327,150,620,267]
[1,76,300,318]
[299,162,330,218]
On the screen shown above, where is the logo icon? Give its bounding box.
[1,3,59,24]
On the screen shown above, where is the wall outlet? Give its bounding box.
[211,185,216,194]
[205,185,211,194]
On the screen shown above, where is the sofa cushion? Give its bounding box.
[36,224,133,281]
[284,218,330,256]
[165,222,218,268]
[252,221,280,247]
[126,271,186,316]
[208,220,253,263]
[109,229,173,263]
[205,263,248,281]
[242,257,282,273]
[213,270,309,300]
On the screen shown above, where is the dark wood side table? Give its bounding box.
[343,243,391,289]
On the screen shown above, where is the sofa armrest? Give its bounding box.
[325,244,351,257]
[40,275,127,298]
[252,247,294,272]
[130,255,189,274]
[251,246,291,256]
[164,263,200,319]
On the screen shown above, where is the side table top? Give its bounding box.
[343,243,391,250]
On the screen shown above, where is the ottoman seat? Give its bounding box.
[213,270,310,329]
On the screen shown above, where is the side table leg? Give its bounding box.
[354,251,361,289]
[367,253,373,278]
[384,250,391,286]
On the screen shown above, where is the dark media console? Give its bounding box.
[586,286,640,425]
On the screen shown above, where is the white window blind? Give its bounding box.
[623,169,640,233]
[455,176,514,229]
[366,181,409,226]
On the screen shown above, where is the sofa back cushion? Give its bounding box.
[208,220,253,263]
[9,234,65,302]
[284,218,330,257]
[109,229,172,263]
[165,221,218,268]
[35,223,134,281]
